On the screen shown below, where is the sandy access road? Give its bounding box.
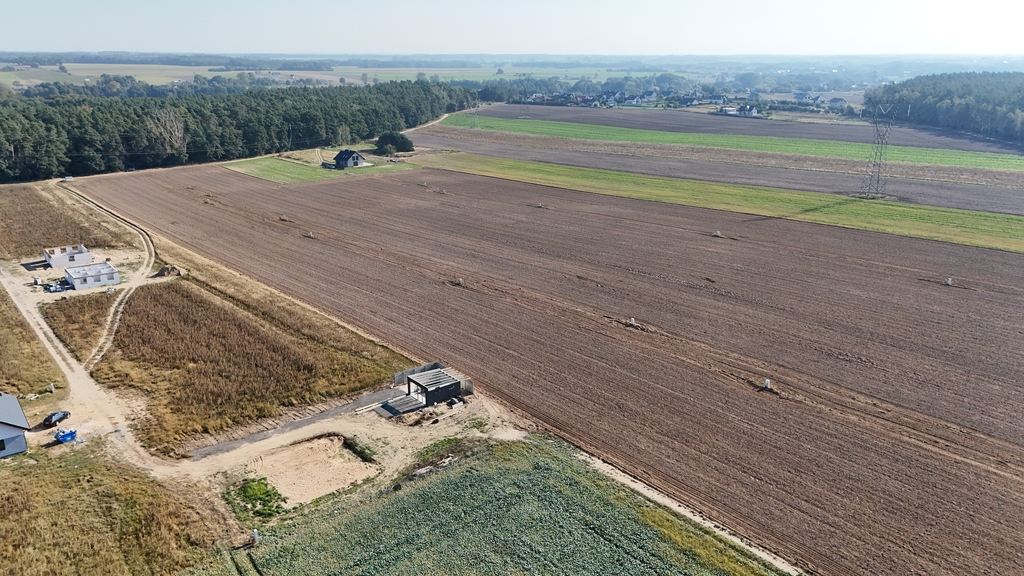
[476,103,1024,154]
[73,165,1024,576]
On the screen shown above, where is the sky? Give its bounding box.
[2,0,1022,55]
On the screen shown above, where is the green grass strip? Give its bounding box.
[223,156,416,184]
[442,114,1024,171]
[413,153,1024,253]
[223,157,346,184]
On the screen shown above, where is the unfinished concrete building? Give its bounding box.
[382,362,473,415]
[65,261,119,290]
[43,244,92,268]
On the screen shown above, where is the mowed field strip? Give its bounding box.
[413,153,1024,252]
[442,114,1024,170]
[74,165,1024,576]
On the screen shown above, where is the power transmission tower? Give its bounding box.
[860,103,897,198]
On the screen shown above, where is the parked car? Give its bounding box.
[42,411,70,427]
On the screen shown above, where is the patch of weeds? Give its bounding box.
[225,477,287,524]
[343,436,376,463]
[464,417,488,433]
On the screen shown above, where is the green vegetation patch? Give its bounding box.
[223,156,416,184]
[202,438,785,576]
[0,442,227,576]
[226,477,288,524]
[441,114,1024,171]
[414,153,1024,253]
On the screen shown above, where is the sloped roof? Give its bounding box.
[334,150,365,162]
[0,392,30,430]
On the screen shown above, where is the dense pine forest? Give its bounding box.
[866,72,1024,143]
[0,80,475,183]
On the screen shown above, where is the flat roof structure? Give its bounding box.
[65,261,118,280]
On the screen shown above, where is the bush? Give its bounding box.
[376,131,414,153]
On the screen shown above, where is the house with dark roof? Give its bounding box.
[828,97,848,108]
[332,150,367,169]
[0,392,30,458]
[738,104,759,117]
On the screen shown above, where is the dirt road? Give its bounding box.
[73,165,1024,576]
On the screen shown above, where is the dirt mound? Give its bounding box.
[153,265,181,278]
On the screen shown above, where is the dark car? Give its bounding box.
[42,411,70,427]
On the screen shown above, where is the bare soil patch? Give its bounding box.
[74,165,1024,576]
[249,435,377,507]
[478,103,1024,154]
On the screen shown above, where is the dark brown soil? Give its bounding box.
[75,166,1024,576]
[477,103,1024,154]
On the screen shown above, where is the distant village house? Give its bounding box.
[828,97,848,108]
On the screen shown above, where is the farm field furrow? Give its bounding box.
[413,130,1024,216]
[476,103,1024,155]
[74,165,1024,576]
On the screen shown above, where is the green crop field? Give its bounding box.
[194,438,787,576]
[441,114,1024,171]
[413,153,1024,253]
[222,156,415,184]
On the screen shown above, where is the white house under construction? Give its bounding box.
[43,244,92,268]
[65,262,119,290]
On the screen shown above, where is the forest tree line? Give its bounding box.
[0,80,476,183]
[866,72,1024,143]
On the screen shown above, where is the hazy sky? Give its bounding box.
[2,0,1022,55]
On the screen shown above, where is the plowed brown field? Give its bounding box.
[477,103,1024,153]
[75,166,1024,576]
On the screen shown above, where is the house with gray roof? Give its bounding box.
[333,150,367,169]
[0,392,30,458]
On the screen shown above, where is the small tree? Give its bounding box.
[376,131,413,153]
[361,72,369,85]
[416,72,427,81]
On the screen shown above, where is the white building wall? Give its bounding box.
[66,269,120,290]
[44,245,92,268]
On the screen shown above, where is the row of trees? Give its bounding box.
[865,72,1024,143]
[467,73,698,102]
[0,80,476,182]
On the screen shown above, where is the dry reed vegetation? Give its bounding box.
[0,183,135,259]
[0,442,233,576]
[0,287,65,396]
[93,279,411,455]
[41,291,120,361]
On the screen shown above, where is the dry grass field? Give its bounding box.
[0,182,136,260]
[91,278,412,455]
[0,441,235,576]
[0,286,65,397]
[75,165,1024,576]
[41,291,120,361]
